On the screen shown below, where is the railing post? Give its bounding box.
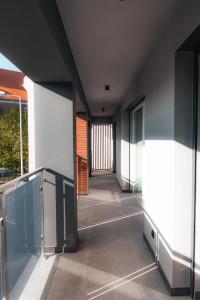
[40,171,45,257]
[0,216,5,300]
[0,192,7,300]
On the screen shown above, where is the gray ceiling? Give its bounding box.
[0,1,71,83]
[0,0,91,116]
[0,0,183,117]
[57,0,183,116]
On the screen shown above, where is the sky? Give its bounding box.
[0,53,20,72]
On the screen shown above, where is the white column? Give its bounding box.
[24,78,74,178]
[24,77,77,253]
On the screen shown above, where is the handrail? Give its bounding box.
[0,167,44,193]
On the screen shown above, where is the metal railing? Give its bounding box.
[0,167,44,300]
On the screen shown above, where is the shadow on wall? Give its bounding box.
[114,27,200,294]
[40,82,74,100]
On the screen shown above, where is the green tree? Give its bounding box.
[0,107,28,172]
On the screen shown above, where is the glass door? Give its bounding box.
[130,104,144,204]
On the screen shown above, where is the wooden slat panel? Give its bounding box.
[92,124,113,170]
[76,115,89,195]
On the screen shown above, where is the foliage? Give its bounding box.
[0,108,28,172]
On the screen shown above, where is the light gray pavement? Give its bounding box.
[47,174,191,300]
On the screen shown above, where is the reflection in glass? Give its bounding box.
[131,106,144,194]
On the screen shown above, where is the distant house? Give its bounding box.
[0,68,27,114]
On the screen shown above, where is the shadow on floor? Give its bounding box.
[46,174,190,300]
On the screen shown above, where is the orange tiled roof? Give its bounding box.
[0,69,27,101]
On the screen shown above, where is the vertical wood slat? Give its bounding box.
[91,124,113,171]
[76,115,89,195]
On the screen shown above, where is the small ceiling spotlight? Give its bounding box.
[102,108,105,112]
[105,85,110,91]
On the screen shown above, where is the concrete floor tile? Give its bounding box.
[47,174,190,300]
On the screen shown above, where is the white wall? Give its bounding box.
[174,52,194,265]
[194,56,200,291]
[115,0,200,289]
[24,78,74,179]
[24,78,76,251]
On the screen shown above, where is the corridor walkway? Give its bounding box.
[46,174,190,300]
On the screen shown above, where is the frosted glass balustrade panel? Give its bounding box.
[4,176,42,299]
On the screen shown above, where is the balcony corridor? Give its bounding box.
[46,174,190,300]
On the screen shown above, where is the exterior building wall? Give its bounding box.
[0,68,27,101]
[76,115,89,195]
[0,68,27,115]
[114,0,200,293]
